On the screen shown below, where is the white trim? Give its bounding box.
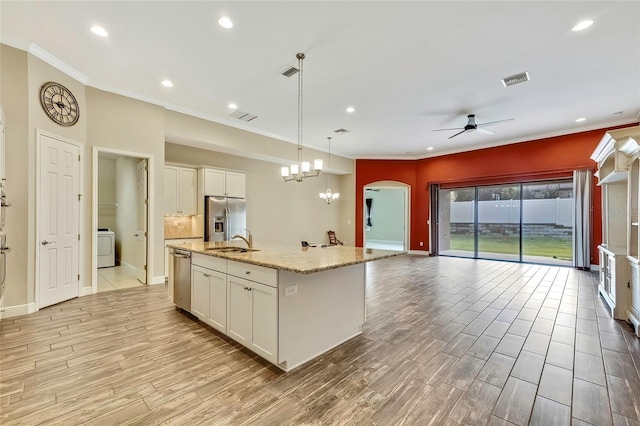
[0,302,37,319]
[92,147,154,294]
[590,264,600,272]
[28,43,89,85]
[151,276,166,285]
[628,310,640,338]
[79,286,94,297]
[35,129,84,311]
[408,250,430,256]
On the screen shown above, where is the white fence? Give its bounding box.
[450,199,573,226]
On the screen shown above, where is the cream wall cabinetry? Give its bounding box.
[592,126,640,336]
[164,166,197,215]
[199,168,245,198]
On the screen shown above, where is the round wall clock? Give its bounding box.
[39,82,80,126]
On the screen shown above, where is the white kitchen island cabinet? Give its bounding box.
[227,275,278,364]
[169,240,401,372]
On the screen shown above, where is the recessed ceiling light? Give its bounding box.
[218,16,233,29]
[228,103,238,109]
[576,117,586,122]
[161,80,173,87]
[90,26,108,37]
[572,20,593,32]
[346,106,355,113]
[427,147,434,151]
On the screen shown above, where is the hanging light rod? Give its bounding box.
[281,53,323,183]
[319,136,340,204]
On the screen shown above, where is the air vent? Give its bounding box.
[228,110,258,122]
[501,71,530,87]
[281,66,299,78]
[334,128,350,134]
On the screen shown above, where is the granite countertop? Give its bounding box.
[166,240,404,274]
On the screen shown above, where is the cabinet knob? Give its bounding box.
[245,271,250,275]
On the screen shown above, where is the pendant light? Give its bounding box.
[319,137,340,204]
[281,53,323,182]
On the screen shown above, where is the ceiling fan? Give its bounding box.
[433,114,515,139]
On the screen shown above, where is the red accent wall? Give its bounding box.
[356,126,637,265]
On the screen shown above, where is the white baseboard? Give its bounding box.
[79,285,94,296]
[150,276,166,285]
[408,250,430,255]
[0,302,37,319]
[590,264,600,272]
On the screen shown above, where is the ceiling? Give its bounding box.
[1,1,639,160]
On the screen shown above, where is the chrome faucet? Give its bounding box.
[232,228,253,248]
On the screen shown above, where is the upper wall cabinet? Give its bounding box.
[164,166,197,215]
[199,168,245,198]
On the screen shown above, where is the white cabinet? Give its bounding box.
[191,265,227,334]
[227,260,278,364]
[0,107,5,186]
[227,274,277,364]
[191,254,228,334]
[200,168,245,198]
[598,246,629,320]
[164,166,197,215]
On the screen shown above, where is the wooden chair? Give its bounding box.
[327,230,343,246]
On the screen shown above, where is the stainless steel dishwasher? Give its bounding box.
[171,249,191,311]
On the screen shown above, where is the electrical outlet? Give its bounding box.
[173,221,178,227]
[420,241,424,246]
[285,285,297,296]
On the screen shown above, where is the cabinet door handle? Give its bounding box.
[245,271,251,275]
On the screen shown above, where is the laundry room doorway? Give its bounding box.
[92,148,150,293]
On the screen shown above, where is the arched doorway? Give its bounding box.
[363,182,409,251]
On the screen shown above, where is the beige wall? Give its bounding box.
[1,45,29,308]
[86,87,165,283]
[97,157,116,230]
[165,142,351,244]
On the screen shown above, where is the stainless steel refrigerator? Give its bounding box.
[204,196,246,242]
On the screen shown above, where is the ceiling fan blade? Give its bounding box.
[476,128,495,135]
[432,127,465,132]
[477,118,515,127]
[448,129,467,139]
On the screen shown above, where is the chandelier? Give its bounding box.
[281,53,322,182]
[319,137,340,204]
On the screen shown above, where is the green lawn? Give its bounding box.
[449,235,572,260]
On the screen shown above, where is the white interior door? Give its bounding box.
[39,133,80,308]
[135,159,147,283]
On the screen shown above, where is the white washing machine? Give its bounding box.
[97,229,116,268]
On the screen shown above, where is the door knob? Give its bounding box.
[41,240,54,245]
[0,246,10,254]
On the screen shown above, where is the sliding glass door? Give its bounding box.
[437,179,573,266]
[439,187,475,258]
[522,180,573,265]
[477,184,521,262]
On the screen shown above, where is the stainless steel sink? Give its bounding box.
[205,247,259,253]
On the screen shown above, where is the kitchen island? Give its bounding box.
[166,240,402,371]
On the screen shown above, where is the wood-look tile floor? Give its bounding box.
[1,256,639,425]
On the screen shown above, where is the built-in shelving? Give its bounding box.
[592,126,640,337]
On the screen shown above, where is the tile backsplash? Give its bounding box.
[164,215,201,239]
